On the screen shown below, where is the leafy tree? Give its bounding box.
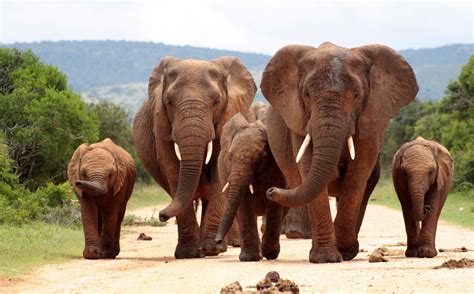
[90,100,151,183]
[0,48,99,189]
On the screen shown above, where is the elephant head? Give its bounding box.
[261,42,418,206]
[68,138,128,197]
[215,110,271,242]
[392,137,453,221]
[144,57,256,221]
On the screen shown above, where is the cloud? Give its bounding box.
[1,0,472,53]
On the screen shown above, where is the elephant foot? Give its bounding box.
[309,246,343,263]
[337,240,359,261]
[200,237,227,256]
[83,245,101,259]
[405,245,419,257]
[226,230,241,248]
[100,249,117,259]
[239,249,262,262]
[175,242,204,259]
[262,243,280,260]
[417,245,437,258]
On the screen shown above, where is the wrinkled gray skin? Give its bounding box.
[215,103,286,261]
[392,137,453,258]
[261,42,418,263]
[68,138,136,259]
[133,56,256,258]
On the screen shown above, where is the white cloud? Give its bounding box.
[1,0,472,54]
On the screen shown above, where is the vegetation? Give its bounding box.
[127,184,170,210]
[2,41,471,108]
[371,178,474,229]
[381,55,474,191]
[0,222,83,277]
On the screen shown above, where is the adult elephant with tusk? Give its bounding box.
[133,56,256,258]
[261,42,418,263]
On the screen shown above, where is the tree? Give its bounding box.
[89,100,151,183]
[0,48,99,189]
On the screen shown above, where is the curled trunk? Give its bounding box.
[75,180,107,196]
[267,118,346,207]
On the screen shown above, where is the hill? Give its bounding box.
[2,41,472,113]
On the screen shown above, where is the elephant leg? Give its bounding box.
[262,200,283,260]
[395,185,420,257]
[112,203,128,258]
[175,202,202,259]
[334,144,379,261]
[237,196,262,262]
[284,205,312,239]
[200,177,230,255]
[355,160,380,235]
[99,201,120,259]
[417,195,443,258]
[308,188,342,263]
[80,197,102,259]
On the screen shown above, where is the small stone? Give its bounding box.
[137,233,152,241]
[265,271,280,283]
[256,278,273,290]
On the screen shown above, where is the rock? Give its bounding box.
[137,233,152,241]
[220,281,242,294]
[265,271,280,283]
[434,258,474,269]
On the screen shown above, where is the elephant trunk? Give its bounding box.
[409,183,427,221]
[267,116,346,207]
[75,180,107,196]
[159,131,208,222]
[215,163,251,242]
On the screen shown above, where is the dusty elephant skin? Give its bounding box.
[215,103,286,261]
[133,56,256,258]
[67,138,136,259]
[392,137,454,258]
[260,42,418,263]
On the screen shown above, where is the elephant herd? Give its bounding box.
[67,42,454,263]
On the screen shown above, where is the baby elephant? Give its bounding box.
[68,138,136,259]
[215,103,286,261]
[392,137,453,258]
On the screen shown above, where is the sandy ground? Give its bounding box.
[2,200,473,293]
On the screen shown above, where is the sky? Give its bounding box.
[1,0,472,55]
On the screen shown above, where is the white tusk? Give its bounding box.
[249,184,254,195]
[347,136,355,160]
[222,182,229,193]
[205,141,213,165]
[296,134,311,163]
[174,143,181,161]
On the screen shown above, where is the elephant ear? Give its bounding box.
[220,112,249,153]
[354,45,419,140]
[212,56,256,136]
[67,143,89,198]
[260,45,315,136]
[249,102,269,123]
[430,141,454,191]
[148,56,180,140]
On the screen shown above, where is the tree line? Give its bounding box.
[0,48,472,225]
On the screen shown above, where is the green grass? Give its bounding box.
[122,214,166,227]
[0,184,170,278]
[127,183,170,210]
[371,177,474,229]
[0,222,83,277]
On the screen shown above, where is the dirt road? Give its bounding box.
[3,200,474,293]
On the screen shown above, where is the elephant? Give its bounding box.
[133,56,256,258]
[215,103,286,261]
[392,136,453,258]
[67,138,136,259]
[260,42,418,263]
